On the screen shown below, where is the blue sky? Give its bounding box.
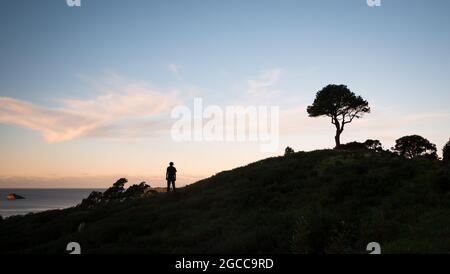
[1,0,449,187]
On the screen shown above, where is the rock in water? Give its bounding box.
[6,193,25,200]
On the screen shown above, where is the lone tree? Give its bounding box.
[393,135,437,159]
[443,139,450,162]
[307,84,370,148]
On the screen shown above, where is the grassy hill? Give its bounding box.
[0,149,449,254]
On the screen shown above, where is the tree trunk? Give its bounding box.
[335,131,341,149]
[333,118,342,149]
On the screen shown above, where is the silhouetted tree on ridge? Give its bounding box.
[443,139,450,162]
[79,178,153,209]
[307,84,370,148]
[285,146,295,156]
[103,178,128,199]
[365,139,383,152]
[124,182,151,197]
[393,135,438,159]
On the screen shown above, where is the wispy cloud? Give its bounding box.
[167,63,179,74]
[247,68,284,97]
[0,77,180,142]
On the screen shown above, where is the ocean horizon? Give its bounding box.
[0,189,104,218]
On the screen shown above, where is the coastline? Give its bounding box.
[0,189,104,218]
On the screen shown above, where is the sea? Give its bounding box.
[0,189,104,218]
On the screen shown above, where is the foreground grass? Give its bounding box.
[0,149,449,253]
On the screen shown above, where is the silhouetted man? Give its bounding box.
[166,162,177,192]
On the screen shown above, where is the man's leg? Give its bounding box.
[167,180,171,192]
[172,180,176,192]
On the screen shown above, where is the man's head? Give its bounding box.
[169,162,174,166]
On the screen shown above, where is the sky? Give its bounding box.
[0,0,449,188]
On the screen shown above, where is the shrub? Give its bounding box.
[434,170,450,193]
[340,141,366,151]
[340,139,383,152]
[79,180,152,209]
[364,139,383,152]
[79,191,103,209]
[103,178,128,199]
[393,135,437,159]
[443,140,450,162]
[285,146,295,156]
[124,182,151,198]
[291,207,354,254]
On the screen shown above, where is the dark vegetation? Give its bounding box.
[285,146,295,156]
[79,179,153,209]
[340,139,383,152]
[443,140,450,163]
[0,148,449,254]
[0,84,448,254]
[393,135,438,159]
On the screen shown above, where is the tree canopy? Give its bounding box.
[103,178,128,199]
[79,179,153,209]
[284,146,295,156]
[393,135,438,159]
[340,139,383,152]
[443,139,450,162]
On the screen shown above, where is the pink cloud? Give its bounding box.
[0,82,180,142]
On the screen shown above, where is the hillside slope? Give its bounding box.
[1,150,449,254]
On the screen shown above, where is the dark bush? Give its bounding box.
[364,139,383,152]
[340,141,366,151]
[79,180,153,209]
[103,178,128,199]
[79,191,103,209]
[285,146,295,156]
[443,140,450,163]
[393,135,437,159]
[340,139,383,152]
[291,207,355,254]
[123,182,151,198]
[434,170,450,193]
